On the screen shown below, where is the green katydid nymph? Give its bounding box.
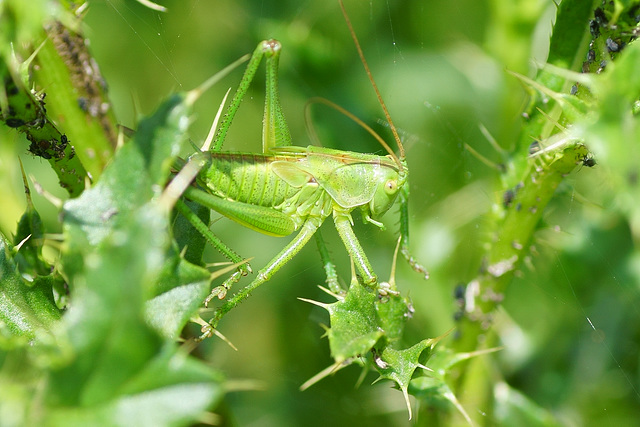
[178,0,428,330]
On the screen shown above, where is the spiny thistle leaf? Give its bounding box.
[373,339,435,419]
[302,254,438,419]
[306,257,416,365]
[323,275,383,363]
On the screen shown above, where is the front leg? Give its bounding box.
[332,208,377,287]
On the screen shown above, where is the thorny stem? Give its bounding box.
[453,144,589,353]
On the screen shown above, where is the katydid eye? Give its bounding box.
[384,179,398,194]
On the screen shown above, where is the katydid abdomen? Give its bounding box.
[192,150,333,238]
[200,152,304,208]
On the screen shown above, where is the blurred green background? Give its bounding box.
[1,0,639,425]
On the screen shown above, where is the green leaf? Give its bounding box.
[547,0,598,68]
[0,232,60,345]
[46,384,220,427]
[145,261,211,340]
[49,206,169,406]
[46,345,224,427]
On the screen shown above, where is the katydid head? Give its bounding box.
[368,156,408,218]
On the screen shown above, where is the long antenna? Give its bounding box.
[305,97,399,165]
[338,0,406,167]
